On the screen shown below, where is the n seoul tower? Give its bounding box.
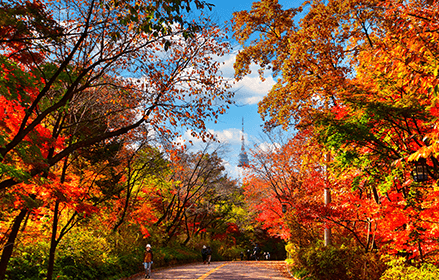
[237,118,249,168]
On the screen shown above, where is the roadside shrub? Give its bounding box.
[6,242,49,280]
[153,242,199,267]
[380,257,439,280]
[6,227,142,280]
[209,239,240,261]
[287,241,385,280]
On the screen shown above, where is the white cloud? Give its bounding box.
[255,141,281,153]
[214,128,243,145]
[177,128,244,146]
[220,50,276,105]
[175,128,244,158]
[233,75,275,105]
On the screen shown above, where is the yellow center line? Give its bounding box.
[198,263,228,280]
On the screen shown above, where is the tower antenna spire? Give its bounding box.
[241,117,245,151]
[238,117,249,167]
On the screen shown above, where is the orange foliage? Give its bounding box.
[234,0,439,263]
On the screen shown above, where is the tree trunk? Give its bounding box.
[46,200,60,280]
[0,209,27,280]
[46,155,68,280]
[182,212,190,246]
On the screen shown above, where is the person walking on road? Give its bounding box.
[143,244,153,279]
[246,249,251,260]
[253,244,261,261]
[206,246,212,264]
[201,245,208,264]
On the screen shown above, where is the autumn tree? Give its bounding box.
[0,0,231,190]
[110,144,167,233]
[233,0,439,266]
[317,0,439,262]
[0,0,235,278]
[151,143,240,245]
[232,0,387,130]
[242,130,327,245]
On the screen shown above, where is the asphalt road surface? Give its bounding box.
[131,261,293,280]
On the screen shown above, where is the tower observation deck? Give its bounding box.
[237,118,249,168]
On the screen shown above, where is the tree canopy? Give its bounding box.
[233,0,439,275]
[0,0,241,278]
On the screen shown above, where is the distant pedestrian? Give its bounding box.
[201,245,208,264]
[240,251,244,261]
[246,249,251,260]
[266,251,270,260]
[143,244,153,279]
[206,246,212,264]
[253,244,261,261]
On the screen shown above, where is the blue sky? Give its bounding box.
[184,0,304,179]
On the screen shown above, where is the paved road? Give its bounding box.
[130,261,293,280]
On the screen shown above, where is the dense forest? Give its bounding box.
[234,0,439,279]
[1,0,439,279]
